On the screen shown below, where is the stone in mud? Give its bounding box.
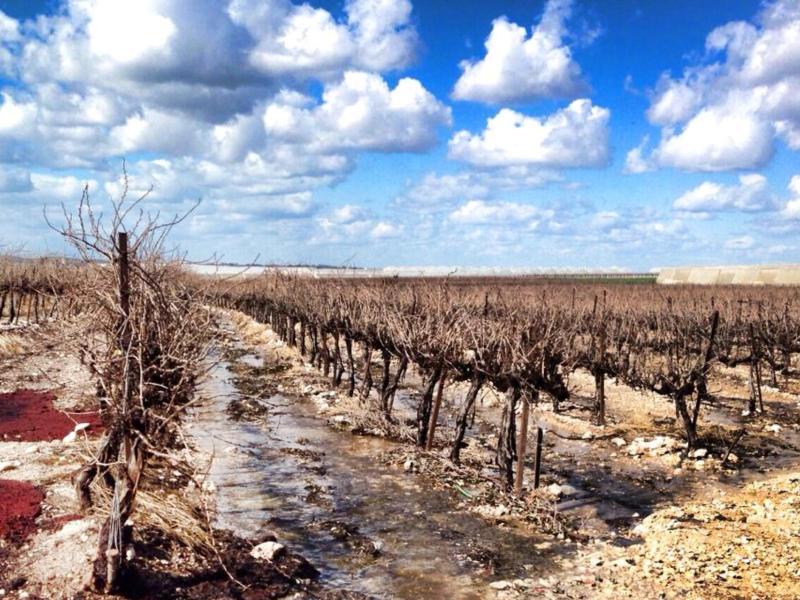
[251,541,286,561]
[546,483,563,497]
[489,580,512,590]
[627,436,680,457]
[475,504,509,518]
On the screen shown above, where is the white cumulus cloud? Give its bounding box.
[264,71,451,153]
[673,174,773,212]
[781,175,800,219]
[449,200,544,224]
[623,137,653,174]
[452,0,587,103]
[643,0,800,171]
[448,99,610,168]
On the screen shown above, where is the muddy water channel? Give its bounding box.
[190,341,553,599]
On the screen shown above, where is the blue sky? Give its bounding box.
[0,0,798,269]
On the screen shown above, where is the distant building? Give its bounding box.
[658,265,800,285]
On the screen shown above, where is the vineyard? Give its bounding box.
[2,208,800,599]
[217,276,800,480]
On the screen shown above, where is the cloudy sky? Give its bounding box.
[0,0,799,269]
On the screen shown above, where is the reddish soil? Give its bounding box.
[0,389,102,441]
[0,479,44,543]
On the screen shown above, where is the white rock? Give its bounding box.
[372,539,385,554]
[692,448,708,459]
[62,431,77,443]
[251,541,286,561]
[611,437,626,447]
[546,483,563,497]
[581,431,594,440]
[489,580,512,590]
[403,458,415,473]
[766,424,782,433]
[475,504,509,518]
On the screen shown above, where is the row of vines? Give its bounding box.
[2,191,212,591]
[0,257,85,324]
[213,275,800,487]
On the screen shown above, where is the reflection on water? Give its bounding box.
[190,347,549,599]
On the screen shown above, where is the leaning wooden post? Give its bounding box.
[514,393,531,496]
[426,370,446,450]
[533,427,544,489]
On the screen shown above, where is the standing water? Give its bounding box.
[190,336,555,599]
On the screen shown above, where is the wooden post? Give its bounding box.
[533,427,543,489]
[593,326,606,425]
[514,394,530,497]
[426,371,446,450]
[755,360,764,413]
[117,232,133,464]
[118,232,130,328]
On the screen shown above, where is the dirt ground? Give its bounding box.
[0,321,353,600]
[228,310,800,600]
[3,312,800,599]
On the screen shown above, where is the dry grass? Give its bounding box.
[0,333,24,358]
[88,470,215,554]
[230,310,270,346]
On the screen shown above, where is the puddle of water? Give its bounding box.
[190,346,555,600]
